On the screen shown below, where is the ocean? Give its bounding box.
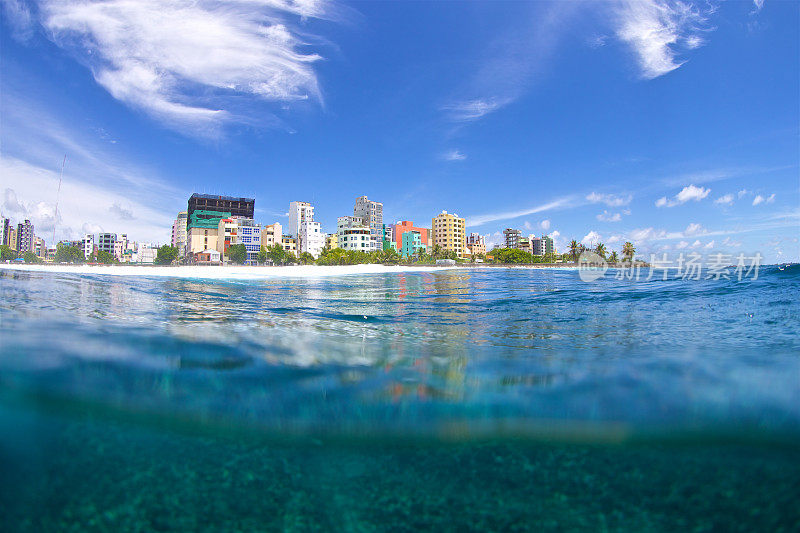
[1,264,798,531]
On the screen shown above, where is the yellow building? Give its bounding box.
[281,236,297,254]
[325,233,339,250]
[432,211,466,258]
[260,223,283,250]
[187,227,219,255]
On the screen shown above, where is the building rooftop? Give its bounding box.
[190,193,255,202]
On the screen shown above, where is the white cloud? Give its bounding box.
[615,0,715,79]
[738,189,749,198]
[714,194,734,205]
[656,184,710,207]
[523,220,533,230]
[753,193,776,206]
[1,157,175,245]
[691,239,702,248]
[596,210,622,222]
[752,195,764,205]
[722,237,741,248]
[581,230,601,246]
[441,98,513,122]
[703,240,715,249]
[31,0,339,136]
[676,240,689,249]
[753,0,765,13]
[683,222,705,236]
[540,219,551,230]
[586,192,632,207]
[442,149,467,161]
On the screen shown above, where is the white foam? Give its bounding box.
[0,263,456,280]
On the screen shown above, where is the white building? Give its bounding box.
[288,201,314,238]
[171,211,188,256]
[299,220,324,258]
[353,196,383,251]
[217,217,261,265]
[132,242,158,264]
[82,234,94,260]
[337,216,372,251]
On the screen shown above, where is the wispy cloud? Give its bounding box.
[466,196,577,227]
[16,0,343,137]
[586,192,633,207]
[441,98,512,122]
[615,0,715,79]
[441,149,467,161]
[655,184,710,207]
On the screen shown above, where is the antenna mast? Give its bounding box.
[52,154,66,247]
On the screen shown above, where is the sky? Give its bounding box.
[0,0,797,262]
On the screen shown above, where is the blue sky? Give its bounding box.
[1,0,797,261]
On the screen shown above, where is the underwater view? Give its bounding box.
[1,265,799,531]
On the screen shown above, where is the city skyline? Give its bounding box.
[0,0,797,262]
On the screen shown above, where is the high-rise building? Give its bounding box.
[288,201,314,238]
[34,236,47,258]
[98,233,116,255]
[299,220,324,258]
[391,221,430,252]
[0,217,9,246]
[186,194,254,256]
[466,233,486,256]
[432,211,466,258]
[187,193,254,221]
[16,219,34,254]
[353,196,383,251]
[503,228,521,249]
[171,211,188,256]
[82,234,95,260]
[7,228,18,251]
[337,216,371,251]
[260,223,283,250]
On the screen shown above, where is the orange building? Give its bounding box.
[391,221,430,251]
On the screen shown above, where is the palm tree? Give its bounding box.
[594,242,606,259]
[609,251,619,264]
[569,240,579,262]
[622,241,635,262]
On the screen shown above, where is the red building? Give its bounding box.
[391,221,430,251]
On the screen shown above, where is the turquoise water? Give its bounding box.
[1,265,798,531]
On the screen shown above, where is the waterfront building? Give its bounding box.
[519,236,532,254]
[325,233,338,250]
[391,221,430,252]
[195,249,222,265]
[260,223,283,250]
[503,228,521,249]
[46,247,56,262]
[353,196,383,251]
[337,216,371,251]
[171,211,188,256]
[98,233,116,255]
[16,219,34,254]
[466,233,486,257]
[401,230,426,258]
[113,234,129,262]
[187,193,254,221]
[7,228,17,251]
[186,193,253,256]
[281,236,297,254]
[0,217,9,246]
[299,220,324,258]
[217,217,261,264]
[34,237,47,258]
[132,243,158,264]
[432,211,466,258]
[288,201,314,238]
[82,234,94,260]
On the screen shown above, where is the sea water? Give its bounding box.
[1,265,798,531]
